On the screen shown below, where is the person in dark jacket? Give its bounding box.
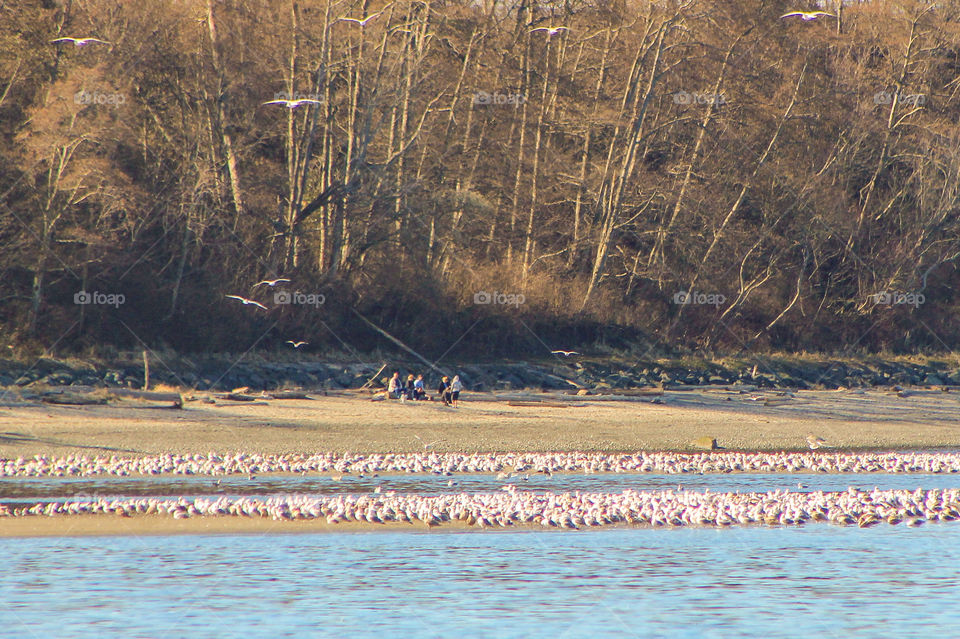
[437,376,451,406]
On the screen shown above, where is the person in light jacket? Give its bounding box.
[450,375,463,407]
[388,372,404,400]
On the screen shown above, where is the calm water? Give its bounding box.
[5,472,960,504]
[3,526,960,638]
[5,471,960,637]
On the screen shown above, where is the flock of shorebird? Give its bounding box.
[3,487,956,529]
[4,451,958,529]
[4,451,960,478]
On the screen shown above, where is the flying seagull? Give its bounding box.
[551,350,580,356]
[262,99,322,109]
[225,295,267,310]
[780,11,836,21]
[285,340,308,349]
[51,37,111,46]
[254,278,291,287]
[414,435,439,449]
[530,26,568,36]
[807,434,831,450]
[338,12,382,26]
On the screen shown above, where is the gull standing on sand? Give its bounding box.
[807,434,831,450]
[780,11,836,21]
[51,37,111,46]
[225,295,267,310]
[262,99,322,109]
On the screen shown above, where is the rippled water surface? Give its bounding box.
[3,525,960,638]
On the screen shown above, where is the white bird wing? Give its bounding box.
[51,37,77,43]
[780,12,805,18]
[812,12,836,17]
[262,100,290,105]
[225,295,247,301]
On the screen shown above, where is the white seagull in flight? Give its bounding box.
[262,99,322,109]
[285,340,308,349]
[254,278,291,287]
[530,26,568,36]
[338,12,383,26]
[780,11,836,21]
[51,37,111,47]
[225,295,267,310]
[551,350,580,357]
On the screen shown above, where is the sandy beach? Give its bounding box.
[2,386,960,457]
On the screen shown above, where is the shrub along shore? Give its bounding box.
[2,355,959,393]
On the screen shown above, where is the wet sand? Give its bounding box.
[0,514,476,537]
[1,387,960,456]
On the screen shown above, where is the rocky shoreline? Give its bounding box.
[1,355,958,393]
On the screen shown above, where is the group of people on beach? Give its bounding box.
[388,372,463,407]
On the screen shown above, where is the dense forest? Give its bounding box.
[1,0,959,360]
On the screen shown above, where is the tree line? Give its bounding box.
[1,0,959,359]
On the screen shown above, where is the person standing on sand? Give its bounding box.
[450,375,463,407]
[438,376,451,406]
[388,372,403,400]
